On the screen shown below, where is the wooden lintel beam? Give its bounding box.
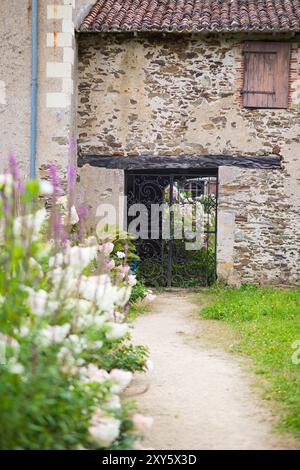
[78,154,282,170]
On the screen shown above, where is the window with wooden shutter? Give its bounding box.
[242,42,291,109]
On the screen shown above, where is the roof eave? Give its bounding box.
[77,26,300,34]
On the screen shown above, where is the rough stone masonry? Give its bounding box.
[77,33,300,286]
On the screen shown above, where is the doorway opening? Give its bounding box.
[125,169,218,288]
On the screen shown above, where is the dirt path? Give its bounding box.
[128,291,297,450]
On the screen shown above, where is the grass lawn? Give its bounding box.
[201,285,300,439]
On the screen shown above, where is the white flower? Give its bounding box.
[49,245,98,275]
[0,333,20,351]
[68,298,93,316]
[49,267,78,297]
[39,324,70,347]
[86,236,97,246]
[26,288,58,317]
[116,251,126,259]
[70,245,98,271]
[57,347,77,375]
[146,359,154,371]
[80,364,109,385]
[132,414,154,432]
[70,205,80,225]
[79,275,127,314]
[105,395,121,410]
[127,274,137,287]
[89,417,120,448]
[115,286,131,307]
[0,174,13,196]
[106,323,129,340]
[8,359,24,376]
[99,242,114,256]
[13,208,47,239]
[49,252,64,267]
[18,325,30,337]
[57,195,68,209]
[92,315,108,328]
[106,259,115,270]
[72,313,108,332]
[39,180,54,195]
[78,276,130,316]
[114,311,125,323]
[93,340,104,349]
[27,288,48,316]
[109,369,133,394]
[0,173,13,188]
[67,334,87,354]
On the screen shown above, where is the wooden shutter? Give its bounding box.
[242,42,291,108]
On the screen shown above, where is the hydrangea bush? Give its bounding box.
[0,156,153,450]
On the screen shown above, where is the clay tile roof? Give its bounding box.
[79,0,300,33]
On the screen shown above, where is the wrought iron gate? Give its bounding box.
[126,170,218,288]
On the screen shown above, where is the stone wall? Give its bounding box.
[0,0,91,176]
[218,166,299,286]
[0,0,32,174]
[77,33,300,286]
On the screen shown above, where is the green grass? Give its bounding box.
[201,285,300,439]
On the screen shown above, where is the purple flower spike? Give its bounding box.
[53,212,68,245]
[8,152,18,180]
[48,163,61,196]
[67,163,76,191]
[68,136,77,157]
[53,212,63,238]
[4,202,10,217]
[17,180,25,193]
[76,203,88,221]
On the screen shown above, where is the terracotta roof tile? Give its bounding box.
[79,0,300,33]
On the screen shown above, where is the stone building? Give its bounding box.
[1,1,300,286]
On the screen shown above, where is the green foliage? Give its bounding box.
[95,344,150,373]
[97,225,139,263]
[0,355,100,450]
[201,285,300,439]
[112,229,139,264]
[138,242,216,288]
[130,279,147,304]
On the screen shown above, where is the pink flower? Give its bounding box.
[114,311,125,322]
[116,271,125,281]
[81,364,109,384]
[117,265,130,275]
[145,293,156,302]
[106,259,115,270]
[109,369,133,393]
[99,242,114,256]
[127,274,137,287]
[132,414,154,432]
[146,359,154,371]
[89,417,120,448]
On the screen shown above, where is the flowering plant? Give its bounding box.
[0,156,152,450]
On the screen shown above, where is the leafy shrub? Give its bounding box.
[0,157,152,450]
[130,279,148,304]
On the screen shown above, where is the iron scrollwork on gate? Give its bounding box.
[126,170,218,288]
